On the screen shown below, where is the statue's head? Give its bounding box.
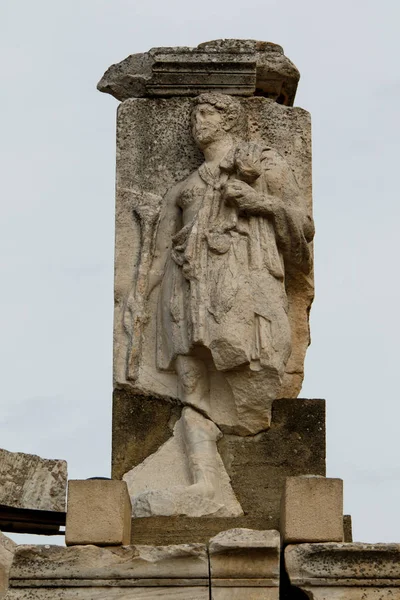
[191,93,247,149]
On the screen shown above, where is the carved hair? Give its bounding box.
[194,93,248,139]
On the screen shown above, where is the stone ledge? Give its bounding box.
[285,542,400,598]
[6,530,281,598]
[8,544,209,583]
[10,579,208,587]
[6,589,209,599]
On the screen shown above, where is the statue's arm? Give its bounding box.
[148,184,181,295]
[223,148,314,272]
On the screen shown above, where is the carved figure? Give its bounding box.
[122,93,314,514]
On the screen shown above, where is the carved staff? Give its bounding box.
[119,188,161,381]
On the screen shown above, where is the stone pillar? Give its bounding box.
[98,38,316,543]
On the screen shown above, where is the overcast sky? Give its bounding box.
[1,0,400,545]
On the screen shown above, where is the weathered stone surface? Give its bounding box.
[281,476,343,544]
[343,514,353,542]
[212,589,279,599]
[131,516,278,545]
[128,398,325,545]
[6,543,209,599]
[210,529,280,600]
[286,542,400,582]
[6,590,209,599]
[65,480,132,546]
[98,39,299,105]
[0,532,16,599]
[285,589,400,599]
[124,409,243,518]
[285,543,400,599]
[9,543,209,581]
[112,389,182,480]
[209,528,280,580]
[0,448,67,512]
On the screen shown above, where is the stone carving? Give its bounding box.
[99,40,314,518]
[123,408,243,518]
[123,94,313,428]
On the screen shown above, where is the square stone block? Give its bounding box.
[65,480,132,546]
[209,529,280,580]
[209,529,280,600]
[281,476,343,543]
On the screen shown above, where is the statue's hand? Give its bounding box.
[118,187,162,223]
[222,179,260,213]
[235,142,263,183]
[123,293,149,335]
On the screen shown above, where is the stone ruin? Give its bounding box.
[1,39,400,600]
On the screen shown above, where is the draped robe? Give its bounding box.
[156,142,313,381]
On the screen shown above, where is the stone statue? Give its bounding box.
[121,93,314,516]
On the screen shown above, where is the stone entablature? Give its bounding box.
[97,39,300,105]
[6,536,400,599]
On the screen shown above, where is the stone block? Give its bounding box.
[0,448,67,512]
[209,529,280,600]
[128,399,325,545]
[6,543,209,599]
[65,480,132,546]
[98,39,300,105]
[209,528,280,580]
[281,476,343,543]
[285,542,400,599]
[112,389,182,480]
[0,532,16,599]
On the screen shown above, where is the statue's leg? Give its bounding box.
[180,406,222,500]
[175,354,211,414]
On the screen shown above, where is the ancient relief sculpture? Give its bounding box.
[123,93,314,516]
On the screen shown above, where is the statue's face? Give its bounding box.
[192,103,227,148]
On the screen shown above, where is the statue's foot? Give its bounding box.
[132,483,228,518]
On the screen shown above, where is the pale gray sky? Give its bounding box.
[1,0,400,545]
